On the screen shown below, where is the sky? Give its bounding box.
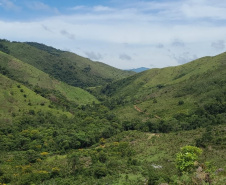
[0,0,226,69]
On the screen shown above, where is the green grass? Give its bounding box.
[0,40,134,88]
[0,73,72,123]
[0,39,226,184]
[103,52,226,121]
[0,51,98,105]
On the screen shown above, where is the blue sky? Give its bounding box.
[0,0,226,69]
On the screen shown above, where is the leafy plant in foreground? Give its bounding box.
[176,145,202,173]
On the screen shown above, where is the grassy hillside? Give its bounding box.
[0,38,225,184]
[0,39,134,88]
[0,51,98,105]
[102,52,226,123]
[0,73,72,123]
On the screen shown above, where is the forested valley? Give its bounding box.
[0,39,225,185]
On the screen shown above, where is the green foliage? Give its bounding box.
[101,52,226,127]
[148,168,170,185]
[196,125,226,147]
[178,100,184,105]
[0,126,225,184]
[0,51,98,105]
[1,40,134,88]
[1,39,226,184]
[93,164,108,178]
[176,145,202,173]
[0,41,10,54]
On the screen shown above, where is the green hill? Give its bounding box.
[0,38,225,185]
[101,52,226,126]
[0,51,98,105]
[0,73,72,123]
[0,39,134,88]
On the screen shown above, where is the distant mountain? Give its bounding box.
[126,67,149,73]
[0,39,134,88]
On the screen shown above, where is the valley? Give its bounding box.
[0,39,225,184]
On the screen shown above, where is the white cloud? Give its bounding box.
[85,51,102,60]
[171,51,198,64]
[60,30,75,40]
[93,5,114,12]
[70,6,86,11]
[156,44,164,48]
[0,0,226,69]
[0,0,20,11]
[42,25,53,32]
[119,53,132,61]
[171,39,185,47]
[182,4,226,20]
[211,40,225,50]
[26,1,59,13]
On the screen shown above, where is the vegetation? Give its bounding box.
[0,51,98,105]
[0,40,134,88]
[0,126,225,184]
[100,52,226,129]
[176,146,202,173]
[0,39,225,184]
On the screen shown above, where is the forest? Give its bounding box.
[0,39,225,184]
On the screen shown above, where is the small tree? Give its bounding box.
[176,145,202,173]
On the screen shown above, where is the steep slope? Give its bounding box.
[0,73,72,123]
[0,51,98,105]
[0,39,134,88]
[102,52,226,122]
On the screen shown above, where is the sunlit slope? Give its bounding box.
[0,40,134,88]
[0,51,98,105]
[0,74,72,123]
[102,52,226,120]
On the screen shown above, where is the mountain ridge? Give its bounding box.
[0,51,98,105]
[101,52,226,124]
[0,39,135,88]
[0,38,225,185]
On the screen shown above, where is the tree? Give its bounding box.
[176,145,202,173]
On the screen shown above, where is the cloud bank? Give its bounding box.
[0,0,226,69]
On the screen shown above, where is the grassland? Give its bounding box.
[0,51,98,105]
[0,73,72,123]
[0,40,134,88]
[102,52,226,121]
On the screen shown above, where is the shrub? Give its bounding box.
[94,165,107,178]
[28,110,35,115]
[176,145,202,173]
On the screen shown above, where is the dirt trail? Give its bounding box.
[133,105,161,119]
[146,133,160,140]
[134,105,143,112]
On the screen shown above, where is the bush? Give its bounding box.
[176,146,202,173]
[94,165,107,178]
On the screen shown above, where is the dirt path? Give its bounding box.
[146,133,160,139]
[134,105,143,112]
[133,105,161,119]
